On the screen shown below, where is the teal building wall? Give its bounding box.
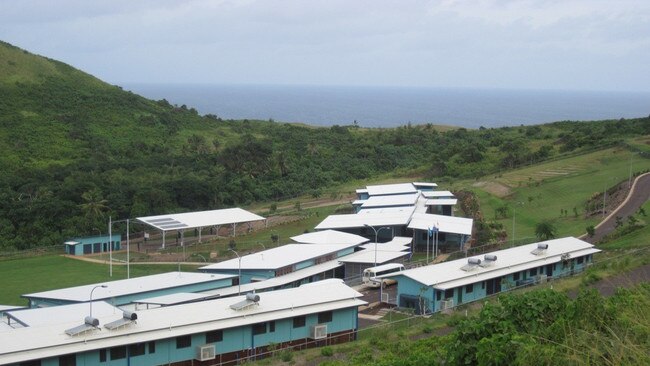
[15,307,359,366]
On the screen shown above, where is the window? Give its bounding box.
[481,281,486,289]
[58,355,76,366]
[577,256,584,264]
[436,291,442,301]
[253,322,267,335]
[318,311,333,323]
[513,272,520,281]
[20,361,41,366]
[444,289,454,299]
[148,341,156,354]
[99,349,107,362]
[293,316,306,328]
[176,335,191,349]
[530,268,537,277]
[269,321,276,332]
[110,346,126,360]
[206,330,223,343]
[465,284,473,293]
[232,277,239,286]
[128,343,146,357]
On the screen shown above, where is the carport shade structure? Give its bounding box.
[137,208,265,248]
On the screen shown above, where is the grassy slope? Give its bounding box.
[1,255,199,306]
[459,146,650,241]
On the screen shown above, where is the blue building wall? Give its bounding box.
[65,234,122,256]
[396,254,594,314]
[24,307,358,366]
[26,277,236,308]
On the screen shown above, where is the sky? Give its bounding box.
[1,0,649,92]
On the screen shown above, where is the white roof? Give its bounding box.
[360,193,420,208]
[366,183,417,196]
[290,230,369,245]
[355,189,368,194]
[23,272,236,303]
[384,236,413,246]
[199,243,358,271]
[337,249,409,264]
[0,305,24,313]
[315,209,414,230]
[5,302,121,328]
[425,199,458,206]
[137,208,265,231]
[422,191,455,198]
[134,292,218,306]
[63,241,81,246]
[359,242,410,252]
[201,259,344,297]
[408,213,473,236]
[388,237,600,289]
[413,182,438,188]
[0,281,366,364]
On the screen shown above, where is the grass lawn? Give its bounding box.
[0,255,198,306]
[460,146,650,242]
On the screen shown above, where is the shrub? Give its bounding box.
[321,346,334,357]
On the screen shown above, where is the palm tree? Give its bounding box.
[535,220,557,241]
[80,188,108,219]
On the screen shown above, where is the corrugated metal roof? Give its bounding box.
[422,191,454,198]
[4,302,121,328]
[360,193,420,208]
[408,213,473,235]
[200,259,344,297]
[425,198,458,206]
[0,281,365,364]
[337,250,409,264]
[386,237,599,288]
[199,243,358,271]
[290,230,369,245]
[366,183,418,196]
[137,208,265,231]
[133,292,218,306]
[23,272,236,302]
[315,209,414,230]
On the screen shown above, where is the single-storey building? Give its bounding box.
[22,272,236,308]
[199,243,357,283]
[384,237,600,314]
[290,230,369,245]
[1,280,366,366]
[407,213,473,252]
[64,234,121,256]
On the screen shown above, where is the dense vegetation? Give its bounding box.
[1,40,649,249]
[314,285,650,366]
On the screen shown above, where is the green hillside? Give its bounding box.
[0,40,649,250]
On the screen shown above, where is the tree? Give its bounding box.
[535,221,557,241]
[79,188,108,219]
[586,225,595,237]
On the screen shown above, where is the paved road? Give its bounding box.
[587,172,650,243]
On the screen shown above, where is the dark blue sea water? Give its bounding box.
[123,84,650,129]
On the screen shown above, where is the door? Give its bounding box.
[546,264,553,277]
[457,288,463,305]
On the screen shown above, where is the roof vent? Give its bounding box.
[105,311,138,330]
[531,243,549,255]
[230,293,260,311]
[479,255,497,267]
[461,258,481,272]
[65,316,100,336]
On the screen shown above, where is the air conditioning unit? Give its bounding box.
[310,324,327,340]
[440,299,454,310]
[196,344,216,361]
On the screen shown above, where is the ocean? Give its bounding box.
[123,84,650,129]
